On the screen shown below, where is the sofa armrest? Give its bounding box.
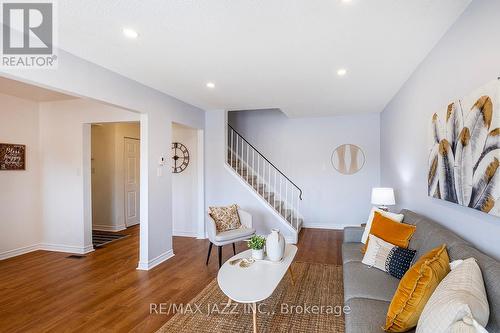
[343,226,365,243]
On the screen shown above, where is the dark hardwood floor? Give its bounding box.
[0,226,342,333]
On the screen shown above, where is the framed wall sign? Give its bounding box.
[0,143,26,170]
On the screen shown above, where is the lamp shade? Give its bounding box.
[371,188,395,206]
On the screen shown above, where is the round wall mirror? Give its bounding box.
[331,144,365,175]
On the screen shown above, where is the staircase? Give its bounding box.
[227,125,303,242]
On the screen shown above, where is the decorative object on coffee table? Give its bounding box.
[266,229,285,262]
[248,235,266,260]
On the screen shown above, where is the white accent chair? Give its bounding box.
[206,209,256,268]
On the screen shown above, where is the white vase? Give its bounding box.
[266,229,285,262]
[252,248,264,260]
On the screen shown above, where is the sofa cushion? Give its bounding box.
[344,226,365,243]
[449,242,500,332]
[343,261,400,302]
[342,242,364,264]
[345,298,416,333]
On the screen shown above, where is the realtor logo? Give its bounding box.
[1,1,57,68]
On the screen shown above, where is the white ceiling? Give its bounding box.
[57,0,471,117]
[0,76,76,102]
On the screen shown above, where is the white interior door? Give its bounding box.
[124,138,140,227]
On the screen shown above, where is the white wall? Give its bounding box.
[172,123,199,237]
[0,93,42,259]
[91,122,140,231]
[229,109,381,228]
[1,48,205,269]
[39,99,140,253]
[380,0,500,259]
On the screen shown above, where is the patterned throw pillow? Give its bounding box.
[208,204,242,232]
[362,234,416,279]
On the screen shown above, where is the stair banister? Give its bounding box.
[227,124,303,200]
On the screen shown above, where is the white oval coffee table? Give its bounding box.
[217,244,297,333]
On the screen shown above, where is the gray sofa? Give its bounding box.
[342,209,500,333]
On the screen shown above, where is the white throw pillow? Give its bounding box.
[361,207,404,244]
[362,234,394,270]
[448,316,489,333]
[362,234,416,279]
[450,259,464,270]
[416,258,490,333]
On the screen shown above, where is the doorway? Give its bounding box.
[90,122,140,248]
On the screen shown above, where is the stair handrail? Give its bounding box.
[228,124,303,200]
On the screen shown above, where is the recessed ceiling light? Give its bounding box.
[123,28,138,39]
[206,82,215,89]
[337,68,347,76]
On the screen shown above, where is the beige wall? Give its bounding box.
[91,122,140,231]
[0,93,42,258]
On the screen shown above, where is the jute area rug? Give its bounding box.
[156,262,345,333]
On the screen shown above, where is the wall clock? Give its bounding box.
[172,142,190,173]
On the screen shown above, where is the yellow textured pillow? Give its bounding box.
[363,211,416,253]
[384,244,450,332]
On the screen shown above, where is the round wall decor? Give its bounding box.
[331,144,365,175]
[172,142,190,173]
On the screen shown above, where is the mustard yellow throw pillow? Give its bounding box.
[384,244,450,332]
[363,211,416,253]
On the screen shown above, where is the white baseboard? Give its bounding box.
[1,243,94,260]
[173,230,198,238]
[137,249,175,271]
[302,223,361,230]
[0,244,41,260]
[92,224,127,232]
[39,243,95,254]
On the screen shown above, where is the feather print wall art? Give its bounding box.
[428,80,500,217]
